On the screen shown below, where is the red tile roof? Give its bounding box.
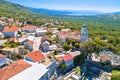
[74,30,79,33]
[26,40,34,45]
[0,53,4,58]
[27,50,45,62]
[3,26,19,32]
[63,54,73,61]
[0,60,31,80]
[100,56,110,62]
[9,37,15,42]
[55,56,63,62]
[23,25,38,29]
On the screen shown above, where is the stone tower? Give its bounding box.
[80,25,88,42]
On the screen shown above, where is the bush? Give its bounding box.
[13,54,21,59]
[112,70,120,80]
[60,63,67,70]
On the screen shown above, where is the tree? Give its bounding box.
[80,41,100,60]
[75,43,80,49]
[63,44,70,54]
[60,63,67,70]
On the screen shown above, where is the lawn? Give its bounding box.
[112,70,120,80]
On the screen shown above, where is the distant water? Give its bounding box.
[67,13,99,16]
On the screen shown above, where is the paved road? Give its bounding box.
[33,37,42,50]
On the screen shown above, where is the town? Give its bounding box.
[0,17,120,80]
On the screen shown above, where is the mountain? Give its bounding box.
[28,7,102,16]
[0,0,41,18]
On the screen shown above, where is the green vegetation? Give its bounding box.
[73,67,80,74]
[0,0,120,56]
[13,53,21,59]
[62,44,70,53]
[60,63,67,70]
[112,70,120,80]
[4,42,20,48]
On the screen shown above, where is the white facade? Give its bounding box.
[0,56,7,68]
[36,29,47,36]
[3,31,18,37]
[23,28,37,33]
[64,59,73,67]
[42,41,50,52]
[80,25,88,42]
[9,61,49,80]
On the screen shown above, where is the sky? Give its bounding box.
[6,0,120,12]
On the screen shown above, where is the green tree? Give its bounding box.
[63,44,70,54]
[75,43,80,49]
[60,63,67,70]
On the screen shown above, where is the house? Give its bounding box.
[24,40,34,51]
[2,26,19,37]
[0,60,31,80]
[0,32,4,38]
[41,36,51,43]
[36,28,47,36]
[0,59,50,80]
[22,25,38,33]
[100,56,111,64]
[41,41,50,52]
[25,50,45,62]
[0,53,7,69]
[55,56,64,67]
[0,40,7,48]
[25,50,56,78]
[9,37,15,43]
[63,54,73,67]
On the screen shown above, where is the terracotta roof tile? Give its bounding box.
[100,56,110,62]
[55,56,63,62]
[3,26,19,32]
[26,40,34,45]
[0,53,4,58]
[9,37,15,42]
[23,25,38,29]
[27,50,45,62]
[63,54,73,61]
[0,60,31,80]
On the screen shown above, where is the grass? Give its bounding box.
[73,67,80,74]
[112,70,120,80]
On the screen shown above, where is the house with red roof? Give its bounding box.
[24,40,34,51]
[0,60,31,80]
[0,53,7,69]
[25,50,45,62]
[63,54,73,67]
[2,26,19,37]
[22,25,38,33]
[25,50,56,78]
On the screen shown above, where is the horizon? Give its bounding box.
[6,0,120,13]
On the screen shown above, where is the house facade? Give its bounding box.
[24,40,34,51]
[0,54,7,68]
[22,25,38,33]
[2,26,19,37]
[63,54,73,67]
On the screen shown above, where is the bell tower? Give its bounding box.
[81,25,88,42]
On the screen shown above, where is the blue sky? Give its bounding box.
[6,0,120,12]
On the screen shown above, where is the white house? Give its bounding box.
[25,50,56,78]
[2,26,19,37]
[22,25,38,33]
[24,40,34,51]
[36,28,47,36]
[0,60,50,80]
[0,32,4,38]
[63,54,73,67]
[0,53,7,68]
[41,41,50,52]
